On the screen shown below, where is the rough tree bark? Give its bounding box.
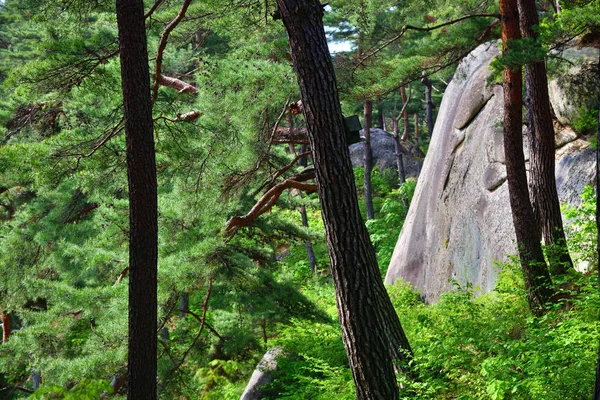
[364,100,375,220]
[517,0,573,276]
[275,1,413,397]
[116,1,158,399]
[500,0,554,315]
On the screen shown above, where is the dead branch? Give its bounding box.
[289,100,303,114]
[225,167,317,238]
[144,0,165,19]
[157,75,198,94]
[221,99,291,195]
[114,266,130,285]
[393,84,412,128]
[161,280,213,385]
[273,127,309,144]
[151,0,194,105]
[251,150,311,196]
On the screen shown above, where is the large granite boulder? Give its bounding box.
[349,128,423,178]
[548,47,600,125]
[384,42,596,302]
[240,347,284,400]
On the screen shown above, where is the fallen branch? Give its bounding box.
[225,167,317,238]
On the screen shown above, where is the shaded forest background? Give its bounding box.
[0,0,599,398]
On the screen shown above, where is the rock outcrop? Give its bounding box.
[240,347,284,400]
[385,42,597,302]
[349,128,423,178]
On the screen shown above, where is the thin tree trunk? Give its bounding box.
[378,107,386,131]
[400,86,410,141]
[413,113,419,147]
[179,292,189,319]
[518,0,573,276]
[1,311,10,343]
[116,1,158,399]
[500,0,554,316]
[289,121,318,273]
[364,100,375,220]
[300,205,317,273]
[391,119,406,185]
[276,1,414,397]
[422,75,434,138]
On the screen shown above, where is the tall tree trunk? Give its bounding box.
[275,1,413,397]
[1,311,10,343]
[518,0,573,276]
[400,86,410,141]
[500,0,554,315]
[421,75,434,138]
[116,1,158,399]
[364,100,375,220]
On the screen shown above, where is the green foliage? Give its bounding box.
[572,107,599,136]
[391,262,599,399]
[30,379,113,400]
[366,179,417,274]
[563,185,598,267]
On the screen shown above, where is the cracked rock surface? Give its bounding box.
[385,43,597,302]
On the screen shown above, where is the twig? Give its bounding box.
[161,280,213,384]
[356,13,500,69]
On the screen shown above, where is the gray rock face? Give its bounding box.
[349,128,423,178]
[384,42,596,302]
[240,347,283,400]
[548,47,600,125]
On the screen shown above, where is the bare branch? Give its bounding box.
[225,168,317,238]
[151,0,194,105]
[161,280,213,384]
[157,75,198,94]
[273,127,309,144]
[144,0,165,19]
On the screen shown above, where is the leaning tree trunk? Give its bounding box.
[518,0,573,276]
[364,100,375,220]
[500,0,554,316]
[275,0,413,397]
[116,1,159,399]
